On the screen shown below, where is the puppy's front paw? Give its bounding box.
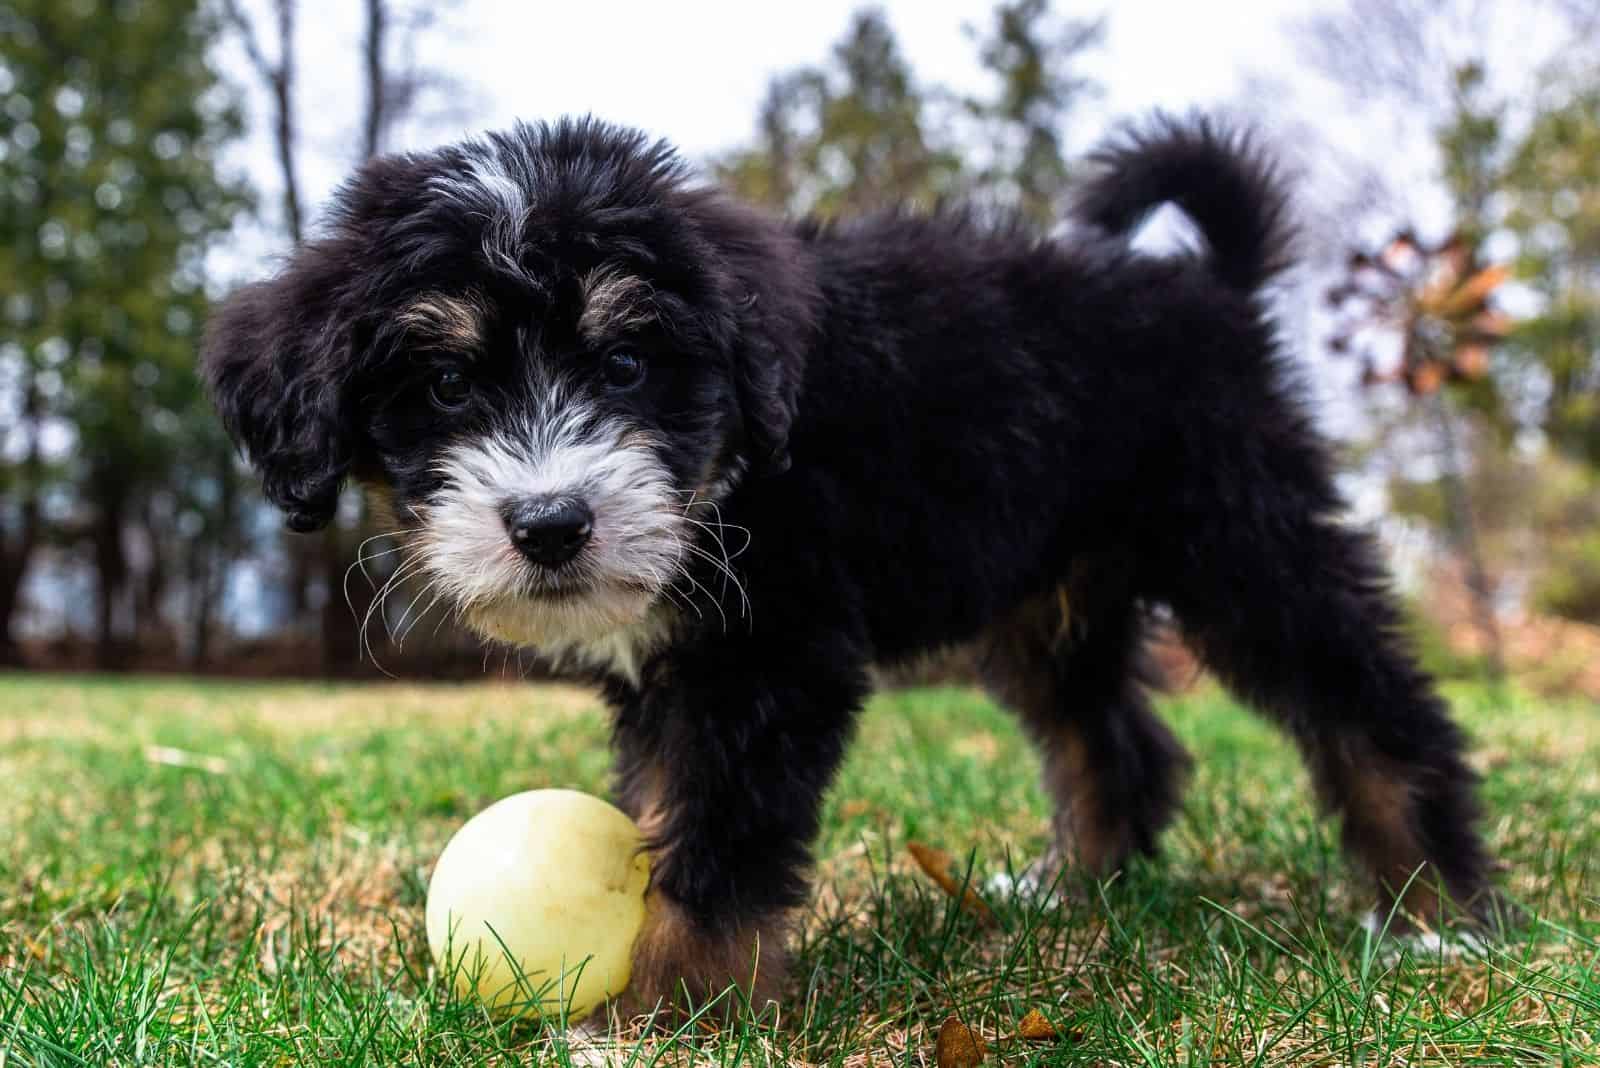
[610,895,788,1027]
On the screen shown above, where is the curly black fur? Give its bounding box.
[203,113,1498,1010]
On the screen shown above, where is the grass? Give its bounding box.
[1,673,1597,1065]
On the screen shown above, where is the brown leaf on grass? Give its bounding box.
[1016,1008,1058,1041]
[935,1015,985,1068]
[907,841,994,925]
[838,798,875,819]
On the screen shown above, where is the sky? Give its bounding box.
[442,0,1330,154]
[222,0,1345,258]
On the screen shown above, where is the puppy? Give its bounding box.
[203,115,1497,1017]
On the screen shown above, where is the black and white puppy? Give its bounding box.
[203,115,1497,1016]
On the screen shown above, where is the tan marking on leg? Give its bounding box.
[614,895,788,1024]
[1054,585,1074,646]
[978,590,1125,876]
[1327,747,1444,924]
[1038,723,1121,874]
[631,777,672,849]
[972,588,1126,869]
[616,752,672,849]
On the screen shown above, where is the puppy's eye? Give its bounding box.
[602,349,646,391]
[429,370,473,410]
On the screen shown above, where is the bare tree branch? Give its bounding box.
[222,0,303,242]
[362,0,387,159]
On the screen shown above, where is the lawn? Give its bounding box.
[1,673,1597,1066]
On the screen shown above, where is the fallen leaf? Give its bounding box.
[907,841,994,925]
[935,1015,985,1068]
[1017,1008,1057,1041]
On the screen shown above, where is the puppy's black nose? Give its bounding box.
[502,496,594,567]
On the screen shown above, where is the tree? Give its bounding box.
[0,349,43,664]
[1295,0,1600,651]
[1500,64,1600,468]
[0,0,246,666]
[716,9,961,216]
[1327,223,1513,673]
[1295,0,1597,459]
[361,0,466,159]
[716,2,1101,223]
[961,0,1103,223]
[1318,60,1520,674]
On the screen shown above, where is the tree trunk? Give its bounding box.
[0,518,37,665]
[1431,391,1504,679]
[190,444,239,669]
[136,500,168,650]
[0,375,45,666]
[188,538,212,669]
[92,475,130,671]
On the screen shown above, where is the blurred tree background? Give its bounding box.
[1299,0,1600,690]
[0,0,1596,690]
[715,1,1101,224]
[0,0,245,668]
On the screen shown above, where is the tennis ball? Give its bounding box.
[425,789,650,1019]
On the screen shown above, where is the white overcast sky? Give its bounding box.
[223,0,1357,264]
[216,0,1584,269]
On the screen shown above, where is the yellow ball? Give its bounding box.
[425,789,650,1019]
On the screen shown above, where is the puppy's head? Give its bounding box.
[203,118,817,647]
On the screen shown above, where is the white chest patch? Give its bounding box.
[527,604,678,686]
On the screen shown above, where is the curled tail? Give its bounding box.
[1073,113,1295,294]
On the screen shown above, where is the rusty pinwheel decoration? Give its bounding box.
[1326,229,1513,395]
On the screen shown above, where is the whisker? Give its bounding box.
[343,527,425,652]
[396,579,446,649]
[676,497,743,608]
[373,558,428,640]
[362,555,428,669]
[679,497,752,559]
[676,568,725,631]
[678,541,752,623]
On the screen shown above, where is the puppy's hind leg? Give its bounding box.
[979,567,1192,892]
[1164,478,1496,930]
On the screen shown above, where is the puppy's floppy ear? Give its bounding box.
[689,195,820,476]
[202,240,363,532]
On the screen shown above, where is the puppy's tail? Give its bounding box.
[1073,113,1294,294]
